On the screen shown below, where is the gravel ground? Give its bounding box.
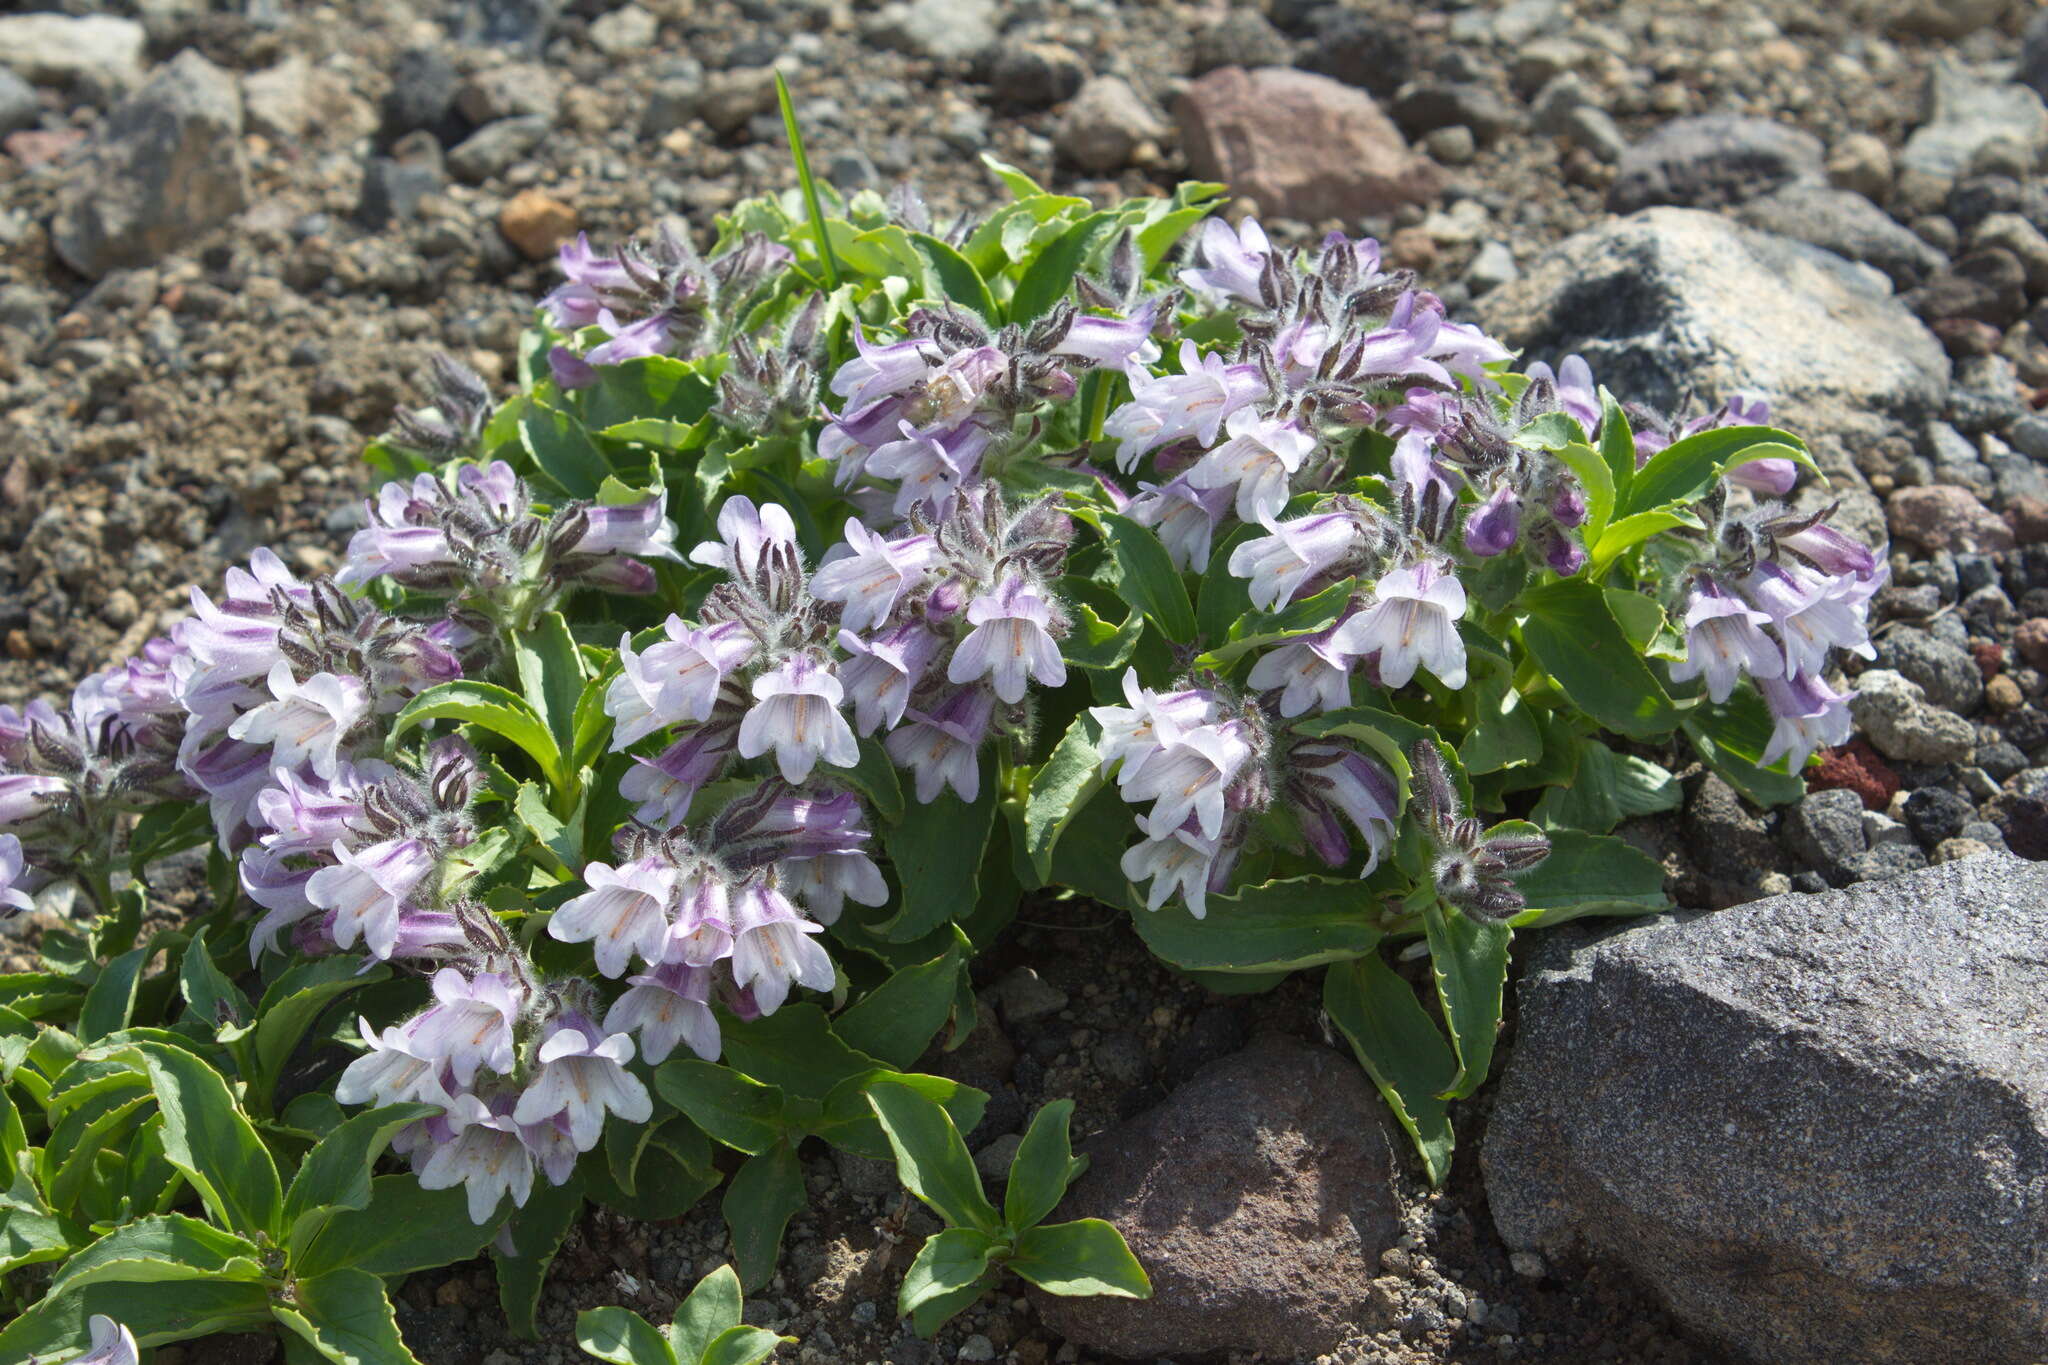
[3,0,2043,1358]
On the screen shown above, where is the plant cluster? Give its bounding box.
[0,93,1876,1359]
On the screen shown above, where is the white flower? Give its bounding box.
[1247,626,1357,717]
[1088,669,1219,773]
[306,837,435,961]
[1177,215,1271,306]
[74,1315,139,1365]
[947,576,1066,704]
[1758,672,1855,771]
[512,1017,652,1151]
[1328,559,1468,691]
[1667,578,1784,704]
[406,968,523,1086]
[1125,475,1232,571]
[1105,339,1268,472]
[839,624,942,735]
[604,962,721,1064]
[227,663,369,779]
[550,858,678,978]
[663,872,736,967]
[689,495,799,577]
[335,1015,454,1110]
[883,687,993,803]
[1227,512,1362,612]
[1185,409,1318,523]
[1118,722,1253,842]
[811,521,938,633]
[729,881,834,1016]
[0,833,33,916]
[606,619,753,750]
[417,1095,533,1224]
[1121,824,1220,919]
[1744,564,1876,681]
[738,657,860,784]
[777,849,888,924]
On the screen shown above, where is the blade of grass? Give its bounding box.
[775,70,840,291]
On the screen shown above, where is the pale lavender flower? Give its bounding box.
[1118,721,1253,842]
[171,549,307,695]
[1463,484,1521,557]
[865,419,998,516]
[1429,317,1513,385]
[1329,559,1468,690]
[0,773,67,826]
[1247,623,1357,717]
[689,496,799,578]
[1227,511,1363,612]
[604,960,720,1064]
[1726,459,1798,495]
[1525,354,1600,433]
[884,686,994,803]
[73,1316,138,1365]
[948,576,1066,704]
[839,624,943,735]
[811,521,939,632]
[1667,577,1784,703]
[1745,563,1876,679]
[664,871,736,967]
[1088,669,1216,774]
[739,657,860,784]
[1178,216,1271,306]
[335,1015,456,1110]
[0,834,31,916]
[921,345,1007,427]
[418,1094,533,1224]
[306,836,436,960]
[251,764,376,852]
[778,847,888,924]
[1347,296,1455,389]
[830,326,939,409]
[1757,671,1855,770]
[1389,431,1461,519]
[1125,475,1233,571]
[606,619,754,749]
[542,233,635,329]
[549,345,599,390]
[550,858,680,978]
[728,879,834,1016]
[407,968,523,1085]
[619,724,735,827]
[573,491,683,561]
[1775,519,1881,580]
[1121,823,1221,919]
[1291,742,1398,875]
[1054,301,1161,368]
[1185,409,1319,523]
[1105,340,1268,472]
[513,1014,652,1150]
[521,1112,581,1187]
[227,664,370,781]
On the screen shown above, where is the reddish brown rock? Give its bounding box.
[1807,739,1900,812]
[1888,484,2018,553]
[2007,495,2048,545]
[1175,66,1440,222]
[2018,618,2048,671]
[499,189,577,261]
[1973,640,2007,680]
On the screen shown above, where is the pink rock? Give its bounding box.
[2,127,83,168]
[1175,66,1440,222]
[1887,484,2017,553]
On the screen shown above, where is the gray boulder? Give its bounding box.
[1032,1033,1404,1358]
[1477,207,1949,456]
[1610,115,1825,213]
[52,51,249,280]
[1736,183,1948,289]
[0,14,146,98]
[1902,59,2048,180]
[1484,855,2048,1364]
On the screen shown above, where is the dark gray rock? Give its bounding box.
[1736,184,1947,289]
[2024,9,2048,101]
[1298,6,1416,98]
[0,68,38,139]
[1477,208,1950,453]
[451,0,561,50]
[1189,11,1293,77]
[446,114,551,185]
[1390,81,1520,146]
[1682,773,1780,891]
[1609,115,1824,213]
[52,51,249,280]
[987,42,1088,109]
[1876,627,1986,714]
[380,45,459,144]
[357,131,445,228]
[1903,786,1977,846]
[1841,842,1930,881]
[1033,1034,1404,1358]
[1485,855,2048,1364]
[1783,787,1867,883]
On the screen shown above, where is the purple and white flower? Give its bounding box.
[1667,577,1784,703]
[738,656,860,784]
[1463,484,1521,558]
[1227,511,1364,612]
[1524,354,1600,433]
[728,880,834,1015]
[1291,742,1398,875]
[690,496,799,579]
[1757,671,1855,770]
[0,834,32,916]
[1121,822,1221,919]
[1125,476,1233,571]
[1185,409,1319,523]
[551,858,679,978]
[948,576,1066,704]
[606,619,753,748]
[839,624,943,735]
[619,724,735,827]
[1328,559,1468,691]
[1744,563,1877,679]
[227,664,369,780]
[811,521,938,632]
[1178,216,1271,306]
[1116,720,1253,842]
[884,686,995,804]
[407,968,523,1085]
[1247,622,1358,717]
[336,1015,456,1111]
[306,836,436,960]
[74,1316,139,1365]
[604,960,720,1064]
[418,1094,533,1224]
[513,1014,652,1150]
[1105,340,1268,473]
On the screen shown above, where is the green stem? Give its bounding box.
[1084,370,1113,445]
[776,71,840,291]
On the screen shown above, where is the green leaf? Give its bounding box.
[520,399,612,498]
[1004,1099,1084,1233]
[716,1004,878,1101]
[909,232,998,318]
[44,1214,262,1297]
[1459,647,1542,777]
[1620,425,1813,519]
[493,1170,587,1336]
[898,1227,998,1327]
[866,1080,1000,1235]
[0,1279,272,1357]
[1421,903,1512,1100]
[248,957,389,1114]
[389,681,563,784]
[700,1325,791,1365]
[722,1143,806,1291]
[515,610,588,766]
[1196,576,1357,669]
[813,1068,986,1161]
[834,939,966,1070]
[1518,577,1676,740]
[1551,440,1616,544]
[1590,507,1704,571]
[668,1264,744,1363]
[274,1266,422,1365]
[1008,1219,1151,1298]
[0,1204,75,1276]
[981,152,1048,199]
[1009,210,1118,323]
[577,1306,676,1365]
[1683,689,1808,807]
[1504,828,1670,927]
[1021,715,1103,885]
[44,1090,150,1216]
[1322,956,1457,1184]
[1530,739,1680,833]
[118,1040,281,1239]
[1102,513,1197,643]
[774,70,839,290]
[128,801,213,874]
[292,1174,511,1279]
[876,755,997,941]
[655,1063,788,1155]
[1128,875,1383,975]
[177,927,249,1033]
[284,1102,440,1263]
[78,946,147,1043]
[1596,388,1636,512]
[841,737,904,826]
[1059,597,1145,672]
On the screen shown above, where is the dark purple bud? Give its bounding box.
[1463,484,1521,558]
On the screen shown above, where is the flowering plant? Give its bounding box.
[0,119,1875,1356]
